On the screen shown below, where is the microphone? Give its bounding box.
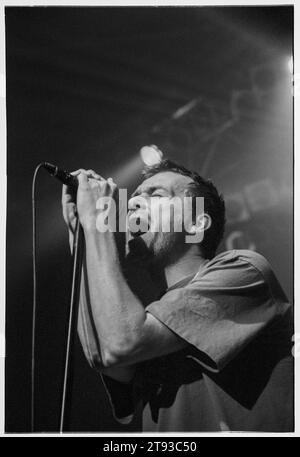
[43,162,78,187]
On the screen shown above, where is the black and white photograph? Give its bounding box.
[3,3,296,436]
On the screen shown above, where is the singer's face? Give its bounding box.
[127,171,194,265]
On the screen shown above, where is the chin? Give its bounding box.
[126,232,154,263]
[127,231,183,266]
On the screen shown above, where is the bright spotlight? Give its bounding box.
[288,56,293,74]
[140,145,163,166]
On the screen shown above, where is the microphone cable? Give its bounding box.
[31,162,83,432]
[31,163,45,433]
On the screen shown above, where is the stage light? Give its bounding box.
[140,145,163,166]
[288,56,293,74]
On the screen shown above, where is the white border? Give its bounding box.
[0,0,298,438]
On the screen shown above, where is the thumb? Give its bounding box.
[77,171,89,187]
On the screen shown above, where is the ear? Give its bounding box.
[196,212,212,231]
[185,213,211,244]
[186,213,211,234]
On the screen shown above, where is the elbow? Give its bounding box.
[101,339,138,368]
[101,351,121,368]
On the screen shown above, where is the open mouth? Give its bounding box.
[130,229,146,238]
[128,214,150,238]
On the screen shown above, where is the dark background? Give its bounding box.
[5,6,293,432]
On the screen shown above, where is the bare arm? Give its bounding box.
[62,172,136,383]
[78,245,136,382]
[76,173,188,369]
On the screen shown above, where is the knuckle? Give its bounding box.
[73,169,85,175]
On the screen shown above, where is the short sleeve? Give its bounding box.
[145,250,291,372]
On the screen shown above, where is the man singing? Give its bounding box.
[62,159,293,432]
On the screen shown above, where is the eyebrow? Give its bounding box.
[131,185,171,198]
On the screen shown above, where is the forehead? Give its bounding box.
[137,171,194,195]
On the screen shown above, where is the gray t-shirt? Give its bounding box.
[102,250,294,432]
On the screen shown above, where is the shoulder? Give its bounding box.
[213,249,272,271]
[190,249,274,290]
[200,249,272,275]
[181,249,290,320]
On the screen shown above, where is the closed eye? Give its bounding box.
[152,188,169,197]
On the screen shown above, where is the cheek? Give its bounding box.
[148,200,160,230]
[152,203,183,232]
[161,203,184,232]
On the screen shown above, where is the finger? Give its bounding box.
[62,201,77,220]
[77,171,89,187]
[107,177,117,190]
[62,184,69,199]
[62,186,78,206]
[62,182,74,199]
[70,168,102,179]
[89,178,103,189]
[86,169,103,180]
[70,169,87,176]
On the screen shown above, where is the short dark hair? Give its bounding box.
[142,159,226,259]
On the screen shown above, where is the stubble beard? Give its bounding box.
[139,230,186,268]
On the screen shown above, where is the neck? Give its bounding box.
[164,246,206,288]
